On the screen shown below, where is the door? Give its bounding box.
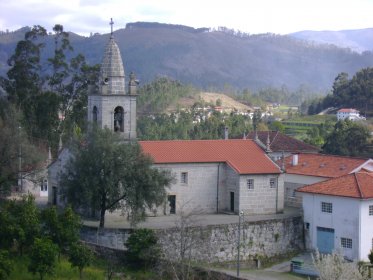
[168,195,176,214]
[317,227,335,254]
[52,186,57,205]
[230,192,234,212]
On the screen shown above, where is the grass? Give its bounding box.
[8,254,154,280]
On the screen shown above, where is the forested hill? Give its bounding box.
[1,22,373,91]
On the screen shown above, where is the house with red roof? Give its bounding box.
[297,171,373,261]
[281,153,373,207]
[139,139,283,215]
[246,130,320,161]
[337,108,366,121]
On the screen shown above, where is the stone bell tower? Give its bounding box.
[87,18,137,140]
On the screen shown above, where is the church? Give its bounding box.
[48,22,285,216]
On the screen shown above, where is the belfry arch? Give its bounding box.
[114,106,124,132]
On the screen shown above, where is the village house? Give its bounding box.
[337,108,366,121]
[281,153,373,207]
[139,139,283,215]
[246,130,320,161]
[297,171,373,261]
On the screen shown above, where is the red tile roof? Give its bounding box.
[338,108,358,113]
[282,153,367,178]
[246,131,320,153]
[139,139,281,175]
[297,171,373,199]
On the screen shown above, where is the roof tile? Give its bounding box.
[139,139,281,175]
[282,153,367,178]
[297,171,373,199]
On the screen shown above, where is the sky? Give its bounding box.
[1,0,373,36]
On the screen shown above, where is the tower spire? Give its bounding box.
[110,18,114,37]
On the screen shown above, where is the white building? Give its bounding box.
[298,171,373,261]
[337,108,365,121]
[281,153,373,207]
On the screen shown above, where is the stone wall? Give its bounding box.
[80,216,303,263]
[156,216,303,263]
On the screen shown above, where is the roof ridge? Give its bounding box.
[354,172,364,198]
[271,130,280,146]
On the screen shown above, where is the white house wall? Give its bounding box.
[302,193,363,261]
[359,200,373,261]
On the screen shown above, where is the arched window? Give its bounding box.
[93,106,98,123]
[114,106,124,132]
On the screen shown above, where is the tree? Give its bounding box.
[41,205,81,258]
[126,228,160,268]
[322,120,371,156]
[68,242,93,279]
[312,250,368,280]
[7,194,40,255]
[0,250,12,280]
[60,127,172,227]
[28,237,58,280]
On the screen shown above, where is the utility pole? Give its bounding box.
[237,211,244,277]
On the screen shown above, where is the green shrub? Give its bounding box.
[126,229,160,268]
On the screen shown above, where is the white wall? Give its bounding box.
[359,200,373,261]
[303,194,363,261]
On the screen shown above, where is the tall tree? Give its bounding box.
[322,120,371,156]
[60,127,172,227]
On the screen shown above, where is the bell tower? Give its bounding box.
[87,18,137,140]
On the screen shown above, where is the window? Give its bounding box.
[321,202,332,213]
[270,178,277,188]
[247,179,254,190]
[181,172,188,184]
[40,179,48,192]
[369,205,373,216]
[341,237,352,249]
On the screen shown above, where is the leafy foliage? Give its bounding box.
[322,119,371,156]
[60,127,172,227]
[0,250,13,280]
[137,77,198,114]
[41,206,81,257]
[68,243,93,279]
[126,229,160,268]
[28,237,58,280]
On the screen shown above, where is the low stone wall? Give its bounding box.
[80,216,303,263]
[156,216,303,263]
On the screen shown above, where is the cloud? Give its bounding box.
[1,0,373,36]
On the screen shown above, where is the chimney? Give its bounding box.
[224,126,229,140]
[292,154,298,166]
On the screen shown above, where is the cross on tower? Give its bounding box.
[110,18,114,37]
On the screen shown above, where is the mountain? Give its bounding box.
[1,22,373,92]
[290,28,373,53]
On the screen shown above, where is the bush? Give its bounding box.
[126,229,160,268]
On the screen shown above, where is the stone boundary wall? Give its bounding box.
[80,216,303,263]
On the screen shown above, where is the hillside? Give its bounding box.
[166,92,252,112]
[2,22,373,91]
[290,28,373,53]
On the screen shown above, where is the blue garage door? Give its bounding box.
[317,227,334,254]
